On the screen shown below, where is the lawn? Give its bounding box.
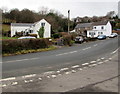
[2,37,17,39]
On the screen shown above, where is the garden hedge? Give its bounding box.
[2,38,51,54]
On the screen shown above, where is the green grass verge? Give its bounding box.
[3,46,57,57]
[2,37,18,39]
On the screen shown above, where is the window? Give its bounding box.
[94,27,96,29]
[41,23,45,27]
[101,26,104,29]
[29,30,33,33]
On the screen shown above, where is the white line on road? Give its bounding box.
[82,63,89,66]
[90,61,96,64]
[104,60,109,62]
[43,71,55,75]
[94,44,98,47]
[97,62,104,65]
[111,48,119,54]
[71,70,76,73]
[60,68,69,71]
[5,58,39,63]
[71,65,79,68]
[0,77,16,82]
[22,74,36,78]
[51,75,57,78]
[12,82,18,85]
[56,51,77,56]
[65,72,71,74]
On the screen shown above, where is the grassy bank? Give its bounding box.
[3,46,57,56]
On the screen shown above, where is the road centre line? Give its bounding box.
[56,51,77,56]
[71,65,79,68]
[22,74,36,78]
[0,77,16,82]
[94,44,98,47]
[90,61,96,64]
[5,57,39,63]
[82,63,89,66]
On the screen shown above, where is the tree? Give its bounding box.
[37,27,44,38]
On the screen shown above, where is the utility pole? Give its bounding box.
[68,10,70,34]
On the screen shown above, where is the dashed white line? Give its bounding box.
[72,70,76,73]
[2,84,7,87]
[12,82,18,85]
[65,72,71,74]
[38,78,42,80]
[97,59,101,61]
[79,68,83,70]
[0,77,16,82]
[60,68,69,71]
[90,61,96,64]
[111,48,119,54]
[82,63,89,66]
[56,51,77,56]
[94,44,98,47]
[101,57,105,60]
[51,75,57,78]
[109,58,112,60]
[22,74,36,78]
[71,65,79,68]
[43,71,55,75]
[97,62,104,65]
[104,60,109,62]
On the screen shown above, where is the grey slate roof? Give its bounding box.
[75,23,92,29]
[75,21,108,29]
[11,23,34,27]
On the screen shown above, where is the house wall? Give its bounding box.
[11,19,51,38]
[87,21,112,38]
[33,19,51,38]
[11,25,31,37]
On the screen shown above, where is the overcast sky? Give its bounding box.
[1,0,120,18]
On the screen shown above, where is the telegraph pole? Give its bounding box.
[68,10,70,34]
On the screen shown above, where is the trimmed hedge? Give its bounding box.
[2,38,51,54]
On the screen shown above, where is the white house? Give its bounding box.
[11,19,51,38]
[87,21,112,38]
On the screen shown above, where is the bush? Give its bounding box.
[63,35,73,46]
[2,38,51,54]
[52,33,60,39]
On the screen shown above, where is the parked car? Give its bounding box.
[18,36,36,39]
[109,33,118,38]
[97,35,106,40]
[74,36,84,43]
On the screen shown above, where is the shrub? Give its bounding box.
[2,38,51,54]
[63,35,73,46]
[52,33,60,39]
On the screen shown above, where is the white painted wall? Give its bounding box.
[11,19,51,38]
[87,21,112,38]
[11,25,31,37]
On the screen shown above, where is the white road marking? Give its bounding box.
[82,47,91,50]
[71,65,79,68]
[5,58,39,63]
[111,48,119,54]
[38,78,42,80]
[51,75,57,78]
[22,74,36,78]
[72,70,76,73]
[24,80,33,83]
[65,72,71,74]
[43,71,55,75]
[94,44,98,47]
[57,71,60,73]
[97,59,101,61]
[109,58,112,60]
[101,57,105,60]
[12,82,18,85]
[89,64,97,67]
[2,84,7,87]
[47,76,50,78]
[79,68,83,70]
[104,60,109,62]
[83,67,87,69]
[97,62,104,65]
[0,77,16,82]
[60,68,69,71]
[90,61,96,64]
[82,63,89,66]
[56,51,77,56]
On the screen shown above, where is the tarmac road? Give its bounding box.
[2,37,119,78]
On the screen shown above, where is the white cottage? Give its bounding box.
[87,21,112,38]
[11,19,51,38]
